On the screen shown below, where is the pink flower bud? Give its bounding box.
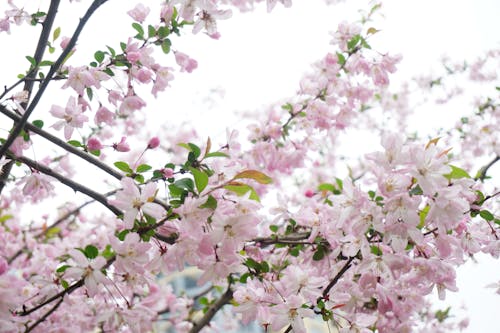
[147,137,160,149]
[113,137,130,152]
[160,168,174,178]
[304,189,315,198]
[87,137,103,151]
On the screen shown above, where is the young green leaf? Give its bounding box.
[190,167,209,193]
[233,170,272,184]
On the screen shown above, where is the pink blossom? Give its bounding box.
[108,177,165,229]
[64,249,108,297]
[50,96,88,140]
[147,137,160,149]
[109,232,151,273]
[94,105,115,125]
[174,51,198,73]
[127,4,150,23]
[21,173,55,202]
[152,65,174,96]
[87,137,103,151]
[119,95,146,115]
[113,136,131,152]
[160,168,174,178]
[62,66,98,95]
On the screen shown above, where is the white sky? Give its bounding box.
[1,0,499,332]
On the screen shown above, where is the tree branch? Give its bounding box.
[0,0,109,159]
[10,153,121,215]
[188,286,233,333]
[24,297,64,333]
[0,104,123,180]
[475,155,500,181]
[322,256,355,298]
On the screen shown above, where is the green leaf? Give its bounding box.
[94,50,105,63]
[347,34,361,51]
[199,195,217,210]
[244,258,259,270]
[134,174,145,184]
[32,120,44,129]
[409,184,423,196]
[269,225,279,233]
[84,245,99,259]
[53,27,61,41]
[161,38,171,54]
[336,52,346,66]
[101,244,114,259]
[90,149,101,157]
[157,26,169,38]
[224,183,260,201]
[148,25,156,38]
[318,183,336,192]
[313,247,325,261]
[106,45,116,57]
[444,165,471,180]
[370,245,382,256]
[136,164,152,173]
[233,170,272,184]
[45,226,61,238]
[204,151,229,158]
[56,265,71,273]
[61,280,69,289]
[117,229,129,241]
[114,161,133,173]
[132,22,144,39]
[190,167,209,193]
[435,307,451,323]
[67,140,83,148]
[26,56,36,67]
[39,60,53,66]
[174,178,195,192]
[418,205,430,229]
[479,210,494,221]
[86,87,93,101]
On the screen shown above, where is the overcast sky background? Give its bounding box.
[1,0,499,332]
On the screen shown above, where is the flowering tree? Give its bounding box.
[0,0,499,332]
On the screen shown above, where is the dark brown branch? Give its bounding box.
[0,0,109,159]
[253,232,311,246]
[0,159,14,193]
[0,104,123,180]
[188,286,233,333]
[475,155,500,181]
[322,256,355,297]
[24,297,64,333]
[10,154,121,216]
[22,0,61,104]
